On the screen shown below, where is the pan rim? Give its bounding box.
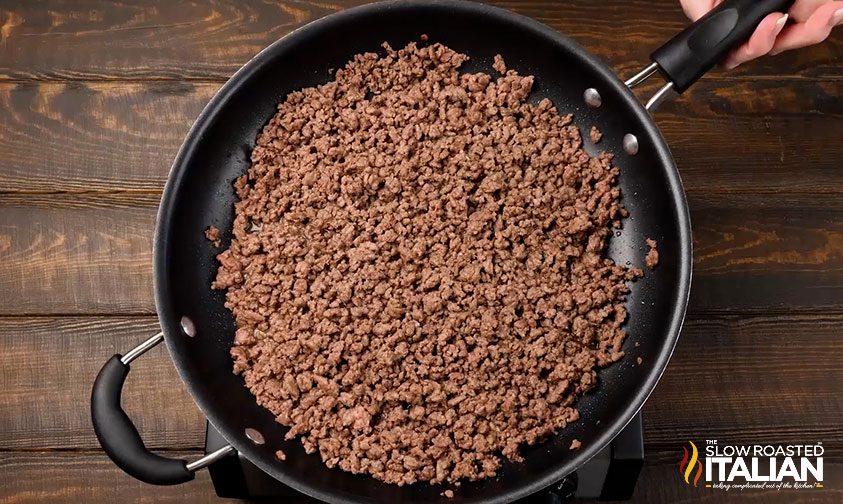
[153,0,692,502]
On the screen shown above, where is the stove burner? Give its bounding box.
[204,414,642,501]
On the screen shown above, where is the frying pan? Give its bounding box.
[91,0,793,502]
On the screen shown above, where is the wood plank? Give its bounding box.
[689,194,843,314]
[0,81,216,192]
[0,451,220,504]
[1,79,842,194]
[0,0,840,82]
[0,451,838,503]
[643,314,843,452]
[2,315,839,454]
[663,79,843,195]
[2,192,842,315]
[0,193,159,315]
[0,316,204,450]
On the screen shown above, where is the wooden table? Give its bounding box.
[0,1,841,502]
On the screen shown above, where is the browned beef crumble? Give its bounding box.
[645,238,659,269]
[205,226,221,248]
[589,126,603,144]
[492,54,508,74]
[569,439,582,450]
[212,42,643,486]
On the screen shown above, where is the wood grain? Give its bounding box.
[0,451,838,504]
[0,194,159,315]
[2,314,839,454]
[0,0,840,82]
[2,77,843,194]
[2,192,842,315]
[690,194,843,314]
[0,81,216,192]
[0,451,220,504]
[0,316,204,450]
[644,315,843,453]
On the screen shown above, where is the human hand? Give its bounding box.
[680,0,843,68]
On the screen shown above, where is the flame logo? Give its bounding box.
[679,441,703,487]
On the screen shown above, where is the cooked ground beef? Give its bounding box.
[212,41,642,486]
[442,489,455,499]
[645,238,659,269]
[205,226,221,248]
[569,439,582,450]
[589,126,602,144]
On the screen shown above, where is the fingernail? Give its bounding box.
[832,8,843,27]
[774,14,788,35]
[768,14,788,55]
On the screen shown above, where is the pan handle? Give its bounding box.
[91,332,235,485]
[627,0,795,110]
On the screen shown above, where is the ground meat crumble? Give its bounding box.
[589,126,602,144]
[645,238,659,269]
[205,226,221,248]
[212,41,644,486]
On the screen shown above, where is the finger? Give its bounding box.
[680,0,719,21]
[788,0,834,23]
[770,1,843,54]
[722,12,789,69]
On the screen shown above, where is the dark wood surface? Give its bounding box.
[0,1,840,502]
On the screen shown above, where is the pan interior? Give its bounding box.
[155,1,690,503]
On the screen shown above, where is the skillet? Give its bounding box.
[92,0,792,501]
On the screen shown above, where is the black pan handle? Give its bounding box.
[651,0,795,93]
[91,332,195,485]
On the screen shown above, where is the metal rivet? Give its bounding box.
[583,88,602,108]
[623,134,639,155]
[180,316,196,337]
[245,428,265,445]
